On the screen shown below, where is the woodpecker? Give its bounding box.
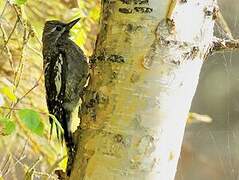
[42,18,88,174]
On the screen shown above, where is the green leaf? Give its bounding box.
[18,109,44,136]
[15,0,27,5]
[0,117,16,136]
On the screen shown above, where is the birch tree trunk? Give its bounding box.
[69,0,217,179]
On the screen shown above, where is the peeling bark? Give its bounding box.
[69,0,217,179]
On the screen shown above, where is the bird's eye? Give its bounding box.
[56,26,62,31]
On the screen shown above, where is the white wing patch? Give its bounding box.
[54,54,63,98]
[44,61,50,72]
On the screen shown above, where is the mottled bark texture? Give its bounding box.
[69,0,217,179]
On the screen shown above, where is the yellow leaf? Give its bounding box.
[59,155,67,169]
[0,86,17,102]
[187,112,212,124]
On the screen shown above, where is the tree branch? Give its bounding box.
[211,38,239,52]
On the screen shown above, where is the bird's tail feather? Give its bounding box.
[49,107,64,142]
[49,107,75,175]
[49,117,53,140]
[62,109,75,176]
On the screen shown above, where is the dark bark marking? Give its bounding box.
[90,54,125,64]
[180,0,187,3]
[124,23,144,33]
[171,60,181,65]
[134,7,153,13]
[120,0,149,5]
[134,0,149,5]
[204,8,213,17]
[81,91,100,121]
[212,6,219,20]
[120,0,131,4]
[119,8,133,14]
[108,54,125,63]
[114,134,124,143]
[130,73,140,83]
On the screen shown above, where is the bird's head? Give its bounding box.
[42,18,80,45]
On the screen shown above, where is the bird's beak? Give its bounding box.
[65,18,81,30]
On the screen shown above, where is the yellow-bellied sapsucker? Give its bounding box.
[42,18,88,174]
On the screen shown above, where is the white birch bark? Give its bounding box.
[69,0,217,179]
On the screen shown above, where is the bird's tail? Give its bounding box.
[62,109,75,176]
[49,107,75,175]
[49,106,64,142]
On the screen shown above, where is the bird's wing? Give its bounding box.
[44,53,66,140]
[63,43,89,109]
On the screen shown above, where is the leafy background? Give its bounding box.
[0,0,100,179]
[0,0,239,180]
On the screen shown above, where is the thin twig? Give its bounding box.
[0,0,8,18]
[11,4,42,46]
[0,135,19,179]
[12,155,57,179]
[6,72,43,117]
[17,140,28,160]
[4,18,19,47]
[1,106,47,116]
[48,156,67,174]
[26,44,43,58]
[211,38,239,52]
[25,4,46,20]
[0,23,14,70]
[13,29,31,88]
[12,5,24,25]
[3,153,26,176]
[216,11,234,40]
[25,19,42,46]
[13,113,53,164]
[0,154,10,176]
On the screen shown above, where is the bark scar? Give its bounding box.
[143,19,200,69]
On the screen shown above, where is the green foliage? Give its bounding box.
[18,109,44,136]
[14,0,27,5]
[69,0,100,55]
[0,0,100,178]
[0,117,16,136]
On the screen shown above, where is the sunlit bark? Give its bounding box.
[70,0,217,179]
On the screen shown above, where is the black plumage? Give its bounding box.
[42,18,88,174]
